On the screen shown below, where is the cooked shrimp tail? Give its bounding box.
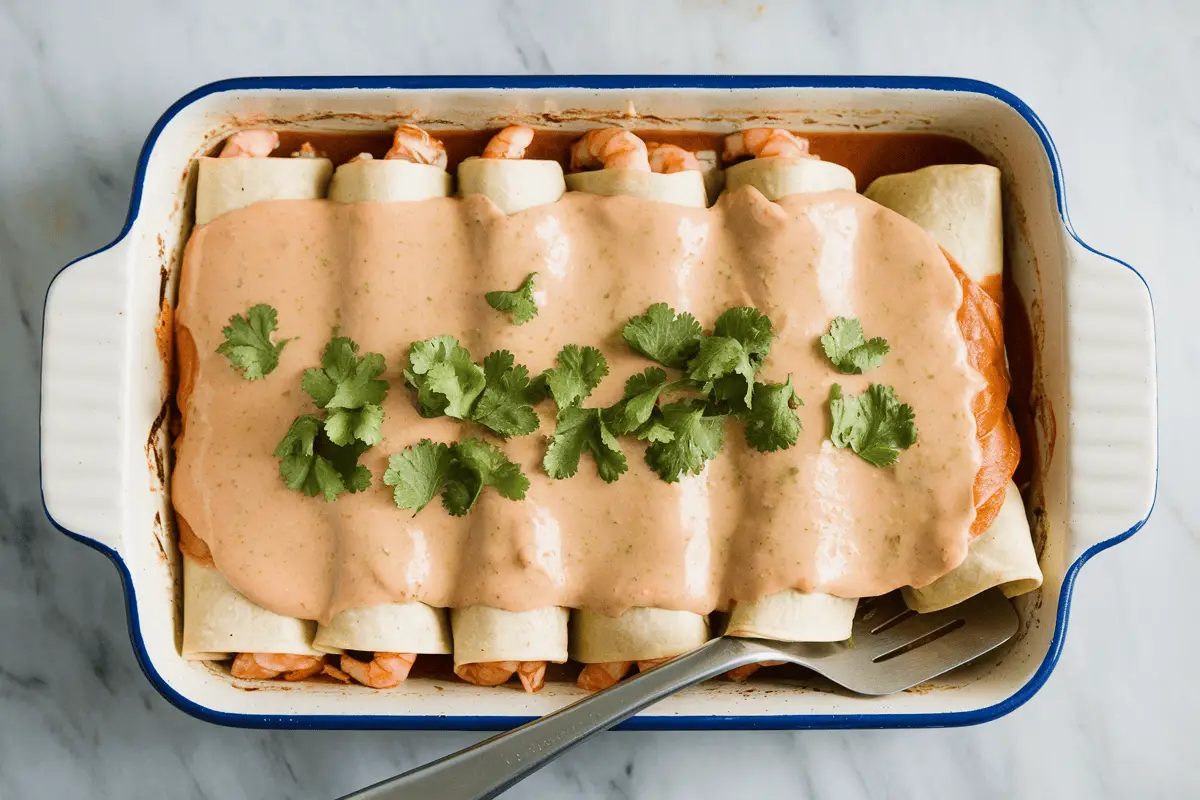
[722,128,812,162]
[570,129,651,172]
[385,125,449,169]
[230,652,325,681]
[646,143,701,174]
[456,660,547,693]
[576,661,635,691]
[218,130,280,159]
[340,652,417,688]
[483,125,535,160]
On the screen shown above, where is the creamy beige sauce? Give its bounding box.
[172,188,981,624]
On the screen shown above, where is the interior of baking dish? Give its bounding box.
[43,77,1154,729]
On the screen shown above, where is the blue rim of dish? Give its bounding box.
[40,74,1157,731]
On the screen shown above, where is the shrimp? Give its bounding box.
[340,652,417,689]
[646,143,701,174]
[230,652,324,680]
[290,142,318,159]
[218,129,280,159]
[569,129,650,172]
[482,125,535,159]
[725,660,785,682]
[385,124,448,169]
[323,664,352,683]
[576,658,670,691]
[721,128,812,162]
[455,660,548,693]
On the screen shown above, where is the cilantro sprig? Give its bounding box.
[403,336,541,437]
[274,415,372,501]
[541,346,628,483]
[217,303,291,380]
[303,336,388,446]
[275,334,387,502]
[384,438,529,516]
[485,272,539,325]
[828,383,917,466]
[821,317,889,374]
[612,303,804,475]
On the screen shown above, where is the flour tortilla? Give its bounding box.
[312,603,451,656]
[328,158,452,203]
[181,558,321,660]
[566,168,708,207]
[864,164,1003,284]
[570,608,710,663]
[725,591,857,643]
[723,157,856,201]
[695,149,724,204]
[903,481,1042,612]
[450,605,570,667]
[194,156,332,225]
[457,157,566,214]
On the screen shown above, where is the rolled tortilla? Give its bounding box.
[725,591,857,643]
[195,155,332,225]
[723,157,855,201]
[457,157,565,214]
[570,607,709,664]
[312,603,452,656]
[451,605,570,667]
[566,168,708,208]
[328,158,452,203]
[904,481,1042,612]
[181,558,322,660]
[695,149,724,204]
[864,164,1002,285]
[714,152,859,659]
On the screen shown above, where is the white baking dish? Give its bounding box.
[39,76,1156,729]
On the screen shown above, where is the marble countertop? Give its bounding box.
[2,1,1195,797]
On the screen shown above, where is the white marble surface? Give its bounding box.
[2,0,1196,797]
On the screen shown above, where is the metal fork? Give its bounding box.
[341,590,1018,800]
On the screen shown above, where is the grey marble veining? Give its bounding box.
[2,0,1196,797]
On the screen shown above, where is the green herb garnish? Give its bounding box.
[621,302,703,368]
[821,317,889,374]
[385,438,529,516]
[403,337,539,437]
[302,335,388,446]
[643,399,726,482]
[216,303,291,380]
[742,376,803,453]
[543,406,628,483]
[274,414,372,501]
[485,272,539,325]
[828,383,917,466]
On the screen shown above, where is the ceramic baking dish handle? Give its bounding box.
[41,238,133,555]
[1064,237,1157,562]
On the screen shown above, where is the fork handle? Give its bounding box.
[340,637,769,800]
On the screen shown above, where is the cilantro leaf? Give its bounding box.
[471,351,541,437]
[541,345,609,409]
[644,399,725,482]
[604,367,670,435]
[821,317,890,374]
[324,403,386,447]
[384,440,453,514]
[621,303,703,368]
[404,335,485,419]
[634,419,676,443]
[302,336,388,410]
[274,414,371,501]
[543,406,628,483]
[828,383,917,466]
[441,438,531,515]
[384,438,528,516]
[485,272,539,325]
[684,307,774,408]
[216,303,291,380]
[741,376,803,452]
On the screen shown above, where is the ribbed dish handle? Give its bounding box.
[1064,237,1157,562]
[41,239,133,555]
